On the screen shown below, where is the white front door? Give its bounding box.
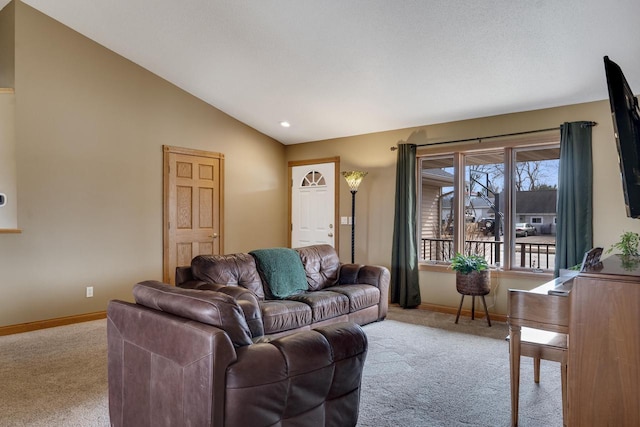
[291,162,336,248]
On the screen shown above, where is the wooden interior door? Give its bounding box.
[163,145,224,284]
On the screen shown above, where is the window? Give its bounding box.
[419,156,454,261]
[466,151,505,265]
[419,139,560,272]
[301,171,326,187]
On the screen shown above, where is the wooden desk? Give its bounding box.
[568,256,640,426]
[508,276,572,427]
[508,258,640,426]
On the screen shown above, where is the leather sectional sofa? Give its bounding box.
[175,244,390,337]
[108,280,369,427]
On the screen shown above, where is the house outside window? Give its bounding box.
[419,156,455,262]
[418,138,560,272]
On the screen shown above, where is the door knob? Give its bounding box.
[328,232,334,237]
[209,233,219,239]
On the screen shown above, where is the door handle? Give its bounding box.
[328,232,334,237]
[209,233,219,239]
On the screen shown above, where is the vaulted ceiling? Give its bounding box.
[7,0,640,145]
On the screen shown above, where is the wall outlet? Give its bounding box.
[86,286,94,298]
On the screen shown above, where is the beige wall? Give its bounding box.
[0,2,16,228]
[0,2,288,327]
[286,100,640,315]
[0,1,14,88]
[0,90,17,229]
[3,2,640,327]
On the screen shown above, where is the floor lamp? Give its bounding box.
[342,171,368,264]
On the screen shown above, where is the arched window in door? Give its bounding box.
[301,170,326,187]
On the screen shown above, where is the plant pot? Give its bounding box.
[619,254,640,271]
[456,270,490,295]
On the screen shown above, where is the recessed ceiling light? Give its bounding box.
[280,121,291,128]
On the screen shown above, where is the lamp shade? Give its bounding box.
[341,171,368,192]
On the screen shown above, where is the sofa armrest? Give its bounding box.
[179,282,264,338]
[225,322,367,426]
[201,284,265,338]
[107,300,237,427]
[338,264,390,319]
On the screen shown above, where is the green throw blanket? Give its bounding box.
[249,248,308,299]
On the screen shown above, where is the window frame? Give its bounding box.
[417,133,560,273]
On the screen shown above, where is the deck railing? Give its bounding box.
[420,238,556,270]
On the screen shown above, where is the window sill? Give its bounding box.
[418,262,554,280]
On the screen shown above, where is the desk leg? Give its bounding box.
[534,358,541,383]
[561,351,568,427]
[509,325,521,427]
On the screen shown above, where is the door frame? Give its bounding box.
[163,145,225,283]
[288,157,340,252]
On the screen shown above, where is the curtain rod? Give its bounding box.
[389,121,597,151]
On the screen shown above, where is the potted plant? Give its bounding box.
[450,252,490,295]
[607,231,640,270]
[607,231,640,257]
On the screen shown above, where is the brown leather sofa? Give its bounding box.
[176,244,390,338]
[108,280,369,427]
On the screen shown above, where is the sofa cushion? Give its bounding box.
[133,280,253,347]
[224,323,367,427]
[286,291,349,323]
[250,248,308,299]
[191,253,265,299]
[326,284,380,312]
[259,300,313,335]
[295,244,340,290]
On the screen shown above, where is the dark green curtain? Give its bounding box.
[391,143,421,308]
[554,121,594,276]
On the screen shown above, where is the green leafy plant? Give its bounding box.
[449,253,489,275]
[607,231,640,257]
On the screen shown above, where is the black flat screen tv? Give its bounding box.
[604,56,640,218]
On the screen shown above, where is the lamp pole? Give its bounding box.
[350,188,357,264]
[341,171,367,264]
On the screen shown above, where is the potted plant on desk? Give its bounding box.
[607,231,640,270]
[607,231,640,256]
[450,253,490,295]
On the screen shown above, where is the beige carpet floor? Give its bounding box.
[0,307,562,426]
[0,318,109,426]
